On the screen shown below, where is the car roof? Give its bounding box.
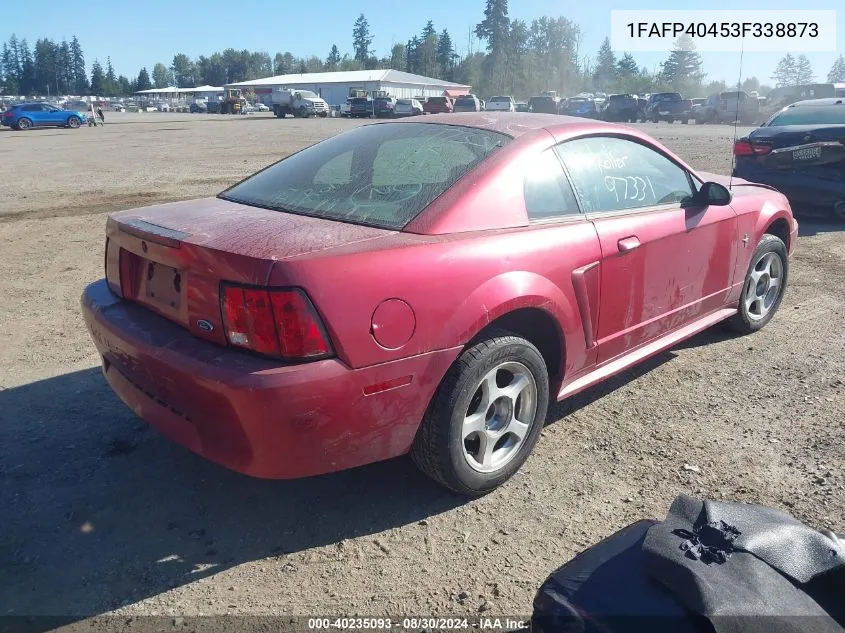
[388,111,645,140]
[788,98,845,107]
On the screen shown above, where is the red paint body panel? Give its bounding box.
[80,114,797,479]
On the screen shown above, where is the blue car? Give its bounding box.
[1,102,87,130]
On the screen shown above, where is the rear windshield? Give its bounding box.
[397,99,412,105]
[428,97,448,104]
[768,107,845,126]
[533,97,555,103]
[351,98,369,105]
[219,123,510,230]
[490,96,511,102]
[455,96,476,104]
[654,93,682,101]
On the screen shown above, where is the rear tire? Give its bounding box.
[724,234,788,334]
[410,330,550,496]
[17,117,32,130]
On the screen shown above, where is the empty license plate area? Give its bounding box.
[143,260,183,312]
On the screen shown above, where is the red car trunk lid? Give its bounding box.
[106,197,394,345]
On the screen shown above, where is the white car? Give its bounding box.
[394,98,424,117]
[255,103,270,112]
[112,103,126,112]
[485,96,516,112]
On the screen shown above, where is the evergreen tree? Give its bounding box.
[136,67,152,91]
[436,29,455,78]
[772,54,797,88]
[19,39,35,95]
[69,35,87,94]
[390,44,406,71]
[90,59,105,94]
[616,53,638,77]
[660,35,705,93]
[326,45,341,70]
[405,36,420,73]
[593,37,616,90]
[828,55,845,82]
[352,14,373,63]
[795,55,814,84]
[1,41,19,94]
[475,0,510,56]
[58,40,71,93]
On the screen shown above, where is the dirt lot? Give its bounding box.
[1,112,844,625]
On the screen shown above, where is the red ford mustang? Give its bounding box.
[81,113,798,495]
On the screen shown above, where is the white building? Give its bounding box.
[225,70,471,106]
[135,86,224,101]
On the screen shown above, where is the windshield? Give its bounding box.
[298,91,318,98]
[490,97,511,102]
[768,107,845,126]
[429,97,447,104]
[455,97,475,104]
[654,93,682,102]
[219,123,510,230]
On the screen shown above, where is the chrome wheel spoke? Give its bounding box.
[477,430,497,470]
[463,411,486,439]
[500,373,531,402]
[508,418,530,441]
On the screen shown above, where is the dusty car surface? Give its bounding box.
[81,113,797,495]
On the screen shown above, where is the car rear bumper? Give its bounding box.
[81,279,461,479]
[733,164,845,210]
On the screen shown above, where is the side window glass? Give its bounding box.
[556,136,693,213]
[523,148,580,220]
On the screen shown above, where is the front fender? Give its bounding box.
[440,270,582,374]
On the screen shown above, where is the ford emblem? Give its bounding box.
[196,319,214,332]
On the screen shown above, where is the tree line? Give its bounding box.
[3,2,845,99]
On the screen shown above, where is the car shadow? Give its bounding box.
[547,325,737,422]
[795,214,844,237]
[0,368,464,625]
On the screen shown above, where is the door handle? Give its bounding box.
[617,236,641,253]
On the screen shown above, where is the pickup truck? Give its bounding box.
[694,91,760,125]
[644,92,689,123]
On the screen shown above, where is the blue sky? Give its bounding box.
[4,0,843,87]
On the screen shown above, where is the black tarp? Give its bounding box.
[532,495,845,633]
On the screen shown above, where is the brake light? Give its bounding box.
[221,284,331,359]
[119,248,139,298]
[3,111,13,118]
[733,140,755,156]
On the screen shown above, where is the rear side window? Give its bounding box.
[523,149,580,221]
[220,123,509,230]
[767,107,845,126]
[556,136,694,213]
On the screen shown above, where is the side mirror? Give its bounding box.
[684,181,732,207]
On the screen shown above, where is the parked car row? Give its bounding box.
[556,90,764,125]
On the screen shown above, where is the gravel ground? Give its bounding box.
[1,112,843,626]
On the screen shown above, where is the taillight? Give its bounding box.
[221,284,332,360]
[104,238,109,277]
[733,140,755,156]
[119,248,139,298]
[734,139,771,156]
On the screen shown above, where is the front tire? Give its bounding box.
[410,330,550,496]
[67,116,80,128]
[725,234,788,334]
